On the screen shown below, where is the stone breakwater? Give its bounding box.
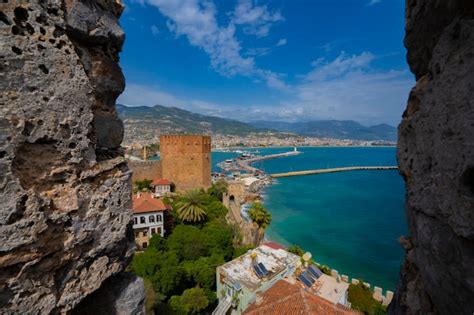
[0,1,144,313]
[271,166,398,178]
[236,150,302,173]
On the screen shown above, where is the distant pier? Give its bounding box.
[236,150,302,173]
[271,166,398,178]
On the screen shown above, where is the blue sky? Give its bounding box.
[118,0,413,126]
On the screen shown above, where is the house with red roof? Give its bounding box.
[151,178,172,197]
[244,279,362,315]
[132,193,171,250]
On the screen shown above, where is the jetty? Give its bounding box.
[236,149,302,173]
[271,166,398,178]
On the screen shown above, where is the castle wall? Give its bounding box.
[128,160,162,183]
[160,135,211,191]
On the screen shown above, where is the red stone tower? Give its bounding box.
[159,135,211,191]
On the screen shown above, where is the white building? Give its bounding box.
[213,243,351,315]
[215,244,301,314]
[132,193,170,250]
[151,178,172,197]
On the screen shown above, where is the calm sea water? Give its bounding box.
[212,147,406,291]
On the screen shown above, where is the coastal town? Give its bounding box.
[127,134,393,314]
[124,132,395,150]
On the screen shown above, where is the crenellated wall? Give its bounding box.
[128,160,163,183]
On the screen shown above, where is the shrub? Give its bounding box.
[233,245,255,259]
[207,180,228,201]
[348,282,387,315]
[287,245,305,256]
[169,287,209,314]
[135,179,152,192]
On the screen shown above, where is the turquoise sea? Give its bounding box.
[212,147,406,291]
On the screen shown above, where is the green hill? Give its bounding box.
[117,104,272,144]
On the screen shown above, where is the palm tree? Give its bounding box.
[248,202,271,229]
[175,190,207,223]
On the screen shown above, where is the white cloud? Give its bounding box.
[232,0,284,37]
[150,24,159,35]
[246,47,272,57]
[118,83,223,113]
[305,51,375,81]
[142,0,286,89]
[366,0,381,6]
[276,38,287,47]
[120,50,414,125]
[289,51,413,125]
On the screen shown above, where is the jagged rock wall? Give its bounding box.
[391,1,474,314]
[0,0,144,313]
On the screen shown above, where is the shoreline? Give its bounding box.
[213,144,396,151]
[226,149,399,293]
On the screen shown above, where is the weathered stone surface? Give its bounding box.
[72,272,146,315]
[0,0,143,313]
[390,1,474,314]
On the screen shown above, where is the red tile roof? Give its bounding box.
[152,178,171,186]
[132,193,169,214]
[244,280,362,315]
[263,241,287,250]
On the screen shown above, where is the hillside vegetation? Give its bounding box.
[117,104,270,140]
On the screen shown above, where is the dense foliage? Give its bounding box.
[207,179,228,201]
[175,190,207,222]
[131,189,244,314]
[287,245,305,256]
[348,282,387,315]
[135,178,152,192]
[248,202,271,229]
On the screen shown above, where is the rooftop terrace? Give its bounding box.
[217,245,300,292]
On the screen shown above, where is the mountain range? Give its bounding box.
[117,104,397,142]
[250,120,397,141]
[116,104,269,144]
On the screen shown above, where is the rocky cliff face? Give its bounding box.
[0,0,144,313]
[391,1,474,314]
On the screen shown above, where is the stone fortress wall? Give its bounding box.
[129,160,162,183]
[160,135,211,191]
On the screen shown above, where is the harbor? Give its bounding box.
[213,146,406,291]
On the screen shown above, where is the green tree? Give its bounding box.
[248,202,271,229]
[233,245,255,259]
[287,245,305,257]
[135,179,152,192]
[204,200,228,221]
[176,190,207,222]
[167,225,209,260]
[202,221,234,260]
[169,287,209,314]
[207,179,228,201]
[182,254,225,290]
[348,282,387,315]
